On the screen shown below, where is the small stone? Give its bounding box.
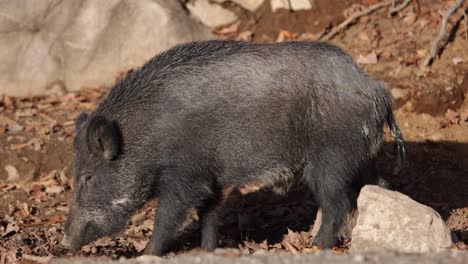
[391,88,409,101]
[271,0,313,12]
[4,164,20,182]
[351,185,453,253]
[429,133,444,142]
[289,0,313,11]
[187,0,238,28]
[231,0,264,12]
[271,0,289,12]
[356,51,378,64]
[452,57,463,65]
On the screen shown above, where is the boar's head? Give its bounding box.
[61,113,139,250]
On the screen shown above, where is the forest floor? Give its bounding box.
[0,0,467,262]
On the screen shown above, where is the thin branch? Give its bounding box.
[423,0,464,66]
[321,0,392,41]
[389,0,413,16]
[464,8,468,40]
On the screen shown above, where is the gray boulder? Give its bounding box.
[351,185,453,253]
[0,0,214,96]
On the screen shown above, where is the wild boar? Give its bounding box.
[61,40,405,256]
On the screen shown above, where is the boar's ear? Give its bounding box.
[75,112,89,131]
[85,115,122,160]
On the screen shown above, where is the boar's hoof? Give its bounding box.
[142,245,162,256]
[313,232,339,249]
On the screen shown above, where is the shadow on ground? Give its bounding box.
[166,140,468,254]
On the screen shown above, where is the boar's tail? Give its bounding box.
[386,106,406,171]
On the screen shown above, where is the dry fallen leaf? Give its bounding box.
[3,222,20,237]
[133,239,149,252]
[215,21,240,35]
[45,185,64,194]
[445,109,460,125]
[47,215,62,225]
[358,31,370,42]
[276,30,299,42]
[281,240,298,254]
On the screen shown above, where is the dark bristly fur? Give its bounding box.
[62,40,405,255]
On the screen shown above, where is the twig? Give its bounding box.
[389,0,413,16]
[322,0,392,41]
[422,0,464,66]
[464,8,468,40]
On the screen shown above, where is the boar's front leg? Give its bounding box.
[197,193,220,251]
[144,169,219,256]
[144,191,190,256]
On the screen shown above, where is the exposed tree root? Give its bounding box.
[389,0,414,16]
[321,0,392,41]
[422,0,465,66]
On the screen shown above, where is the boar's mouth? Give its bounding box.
[61,218,102,251]
[60,234,84,251]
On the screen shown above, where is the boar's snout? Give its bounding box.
[61,234,81,250]
[61,206,97,251]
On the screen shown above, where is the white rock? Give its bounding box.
[0,0,214,96]
[391,88,409,101]
[270,0,289,12]
[289,0,313,11]
[232,0,264,12]
[187,0,238,28]
[351,185,453,253]
[271,0,313,12]
[4,164,20,182]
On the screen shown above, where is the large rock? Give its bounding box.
[351,185,453,253]
[0,0,214,96]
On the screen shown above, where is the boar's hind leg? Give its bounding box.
[305,158,353,248]
[357,160,390,189]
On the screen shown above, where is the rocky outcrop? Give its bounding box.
[0,0,214,96]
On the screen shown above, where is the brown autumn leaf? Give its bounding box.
[133,239,149,252]
[237,30,254,42]
[8,203,17,216]
[445,109,461,125]
[460,109,468,123]
[45,185,64,194]
[244,240,265,252]
[276,30,299,42]
[358,31,370,42]
[281,240,298,254]
[0,115,24,132]
[215,21,240,35]
[343,4,364,18]
[47,215,62,225]
[3,222,20,237]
